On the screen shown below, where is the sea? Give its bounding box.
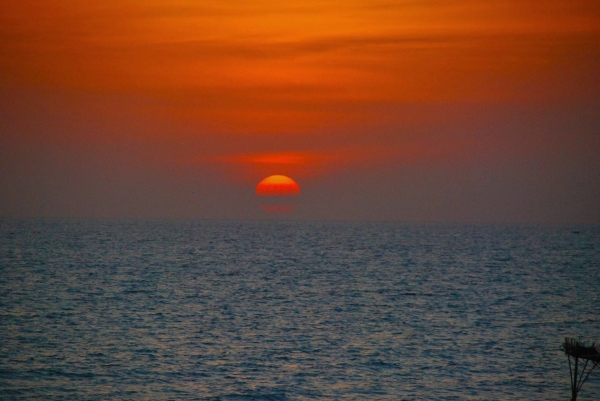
[1,219,599,400]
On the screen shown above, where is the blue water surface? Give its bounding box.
[1,219,599,400]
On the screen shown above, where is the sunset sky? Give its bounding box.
[1,0,599,222]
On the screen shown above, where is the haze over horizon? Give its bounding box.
[1,0,599,223]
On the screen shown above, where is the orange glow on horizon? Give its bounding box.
[211,148,388,181]
[255,175,301,197]
[222,151,329,178]
[230,152,323,166]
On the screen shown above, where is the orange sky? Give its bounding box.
[2,1,598,119]
[1,1,599,221]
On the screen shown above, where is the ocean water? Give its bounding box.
[1,219,599,400]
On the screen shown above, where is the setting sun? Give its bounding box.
[255,175,301,197]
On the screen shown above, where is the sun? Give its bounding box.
[255,175,301,197]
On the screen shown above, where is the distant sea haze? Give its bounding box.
[1,219,599,400]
